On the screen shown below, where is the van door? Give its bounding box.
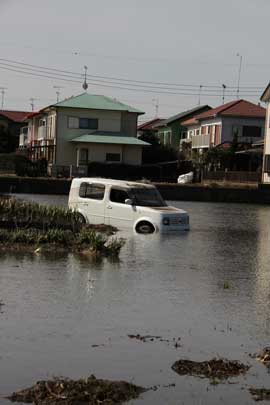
[78,182,105,224]
[106,187,135,228]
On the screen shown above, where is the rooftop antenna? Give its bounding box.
[236,53,243,99]
[82,65,88,92]
[198,85,203,105]
[152,98,159,117]
[53,86,64,103]
[0,87,7,110]
[30,98,37,112]
[222,84,226,104]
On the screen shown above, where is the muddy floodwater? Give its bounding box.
[1,195,270,404]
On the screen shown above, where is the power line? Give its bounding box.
[0,57,266,90]
[0,63,263,98]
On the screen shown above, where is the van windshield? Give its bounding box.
[130,188,167,207]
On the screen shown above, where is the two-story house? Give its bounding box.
[182,99,266,152]
[0,110,30,153]
[153,105,211,150]
[20,93,148,170]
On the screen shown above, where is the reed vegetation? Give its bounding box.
[0,198,125,257]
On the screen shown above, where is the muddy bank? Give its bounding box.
[7,375,146,404]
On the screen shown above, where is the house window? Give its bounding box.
[79,118,98,130]
[110,188,129,204]
[242,126,261,137]
[79,148,88,165]
[79,183,105,200]
[196,129,200,135]
[106,153,121,162]
[68,117,79,128]
[39,119,46,127]
[68,117,98,129]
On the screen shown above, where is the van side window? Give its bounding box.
[79,183,105,200]
[110,188,129,204]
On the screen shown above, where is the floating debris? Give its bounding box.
[128,334,181,347]
[128,334,162,342]
[7,375,146,404]
[171,358,249,380]
[249,388,270,401]
[255,347,270,364]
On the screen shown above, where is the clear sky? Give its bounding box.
[0,0,269,121]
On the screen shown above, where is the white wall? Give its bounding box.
[75,143,142,166]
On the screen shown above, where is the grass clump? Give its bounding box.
[0,227,125,257]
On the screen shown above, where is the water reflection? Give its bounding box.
[1,197,270,404]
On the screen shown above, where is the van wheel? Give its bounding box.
[136,221,155,234]
[77,213,86,226]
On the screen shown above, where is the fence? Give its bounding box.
[49,164,88,178]
[203,170,260,183]
[0,161,15,174]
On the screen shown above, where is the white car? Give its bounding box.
[68,178,189,233]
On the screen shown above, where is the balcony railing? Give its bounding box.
[192,134,210,149]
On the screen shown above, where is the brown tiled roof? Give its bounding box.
[0,110,31,122]
[137,118,163,130]
[195,100,266,120]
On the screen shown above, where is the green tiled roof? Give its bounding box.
[70,133,149,146]
[52,93,144,114]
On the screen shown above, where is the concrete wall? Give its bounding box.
[3,177,270,204]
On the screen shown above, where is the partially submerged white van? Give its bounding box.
[68,178,189,233]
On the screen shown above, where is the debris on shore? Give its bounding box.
[249,388,270,401]
[7,375,146,404]
[171,358,249,381]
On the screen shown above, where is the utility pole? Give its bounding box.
[236,53,243,99]
[0,87,7,110]
[198,85,203,105]
[53,86,64,103]
[222,84,226,104]
[30,98,36,112]
[82,65,88,91]
[152,98,159,117]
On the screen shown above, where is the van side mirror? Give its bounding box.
[125,198,134,205]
